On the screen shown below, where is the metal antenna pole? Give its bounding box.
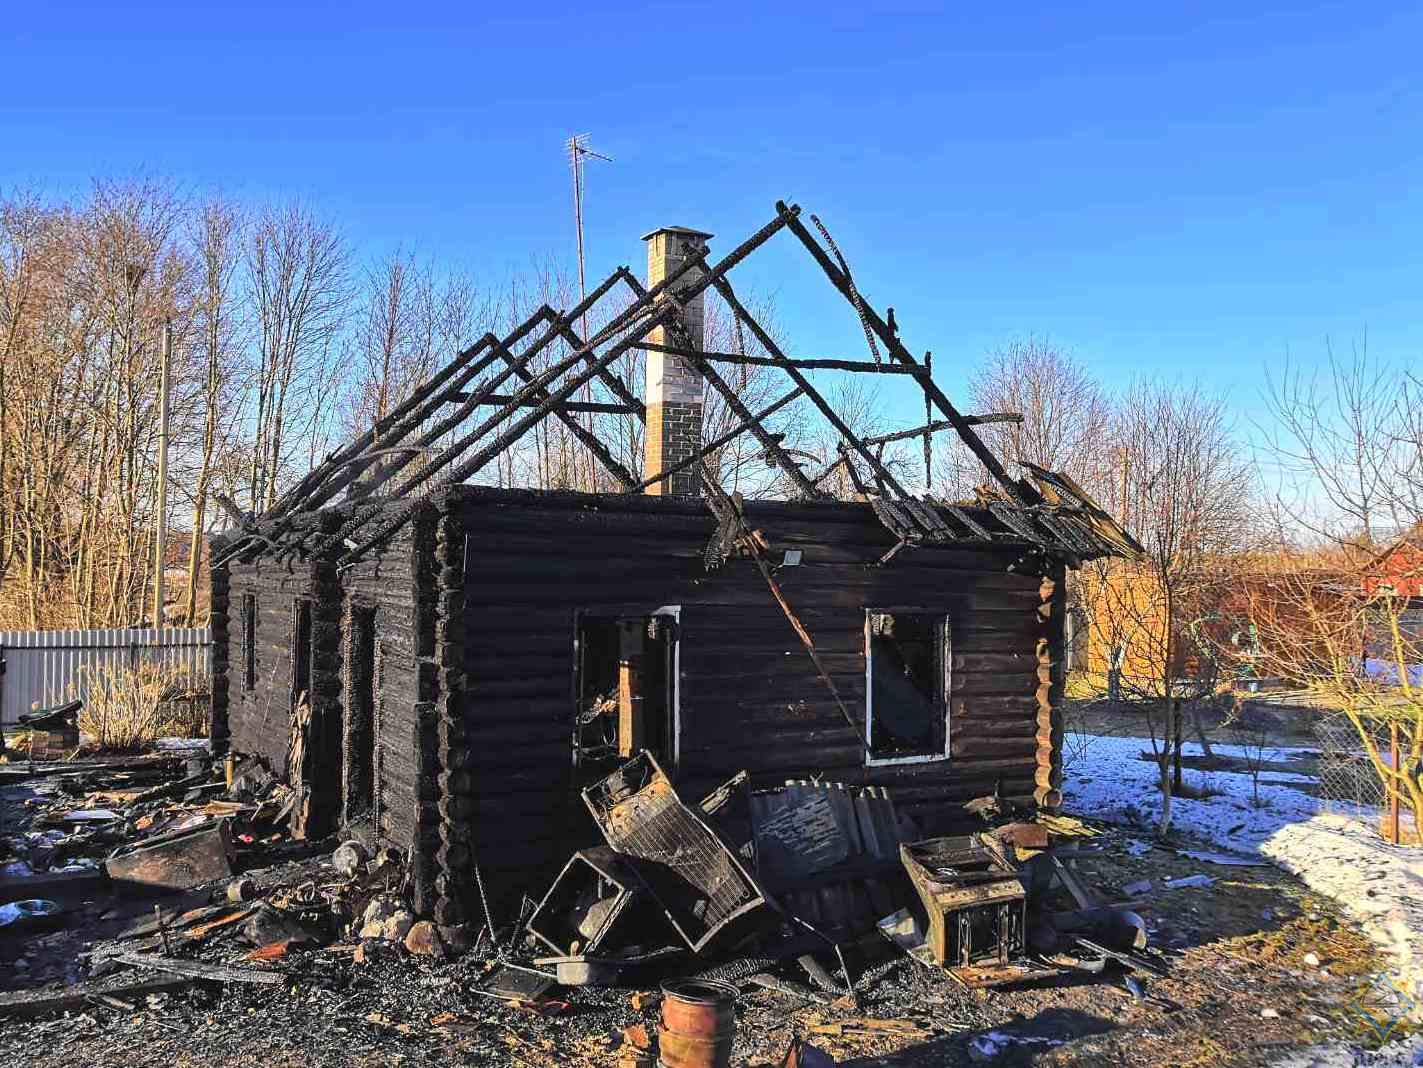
[566,135,612,343]
[566,134,613,488]
[569,135,587,318]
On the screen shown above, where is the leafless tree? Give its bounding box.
[699,292,813,498]
[1242,564,1422,833]
[342,249,484,436]
[1262,337,1419,547]
[970,337,1116,495]
[245,203,350,512]
[179,198,244,624]
[1080,380,1255,833]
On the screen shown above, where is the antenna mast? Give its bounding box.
[566,134,614,490]
[566,133,613,338]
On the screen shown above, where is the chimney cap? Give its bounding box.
[641,225,714,242]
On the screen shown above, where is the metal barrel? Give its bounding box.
[657,978,737,1068]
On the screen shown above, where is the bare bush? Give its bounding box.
[77,662,210,751]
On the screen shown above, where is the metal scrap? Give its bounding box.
[582,753,769,954]
[104,818,234,893]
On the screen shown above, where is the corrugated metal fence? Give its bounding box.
[0,628,212,726]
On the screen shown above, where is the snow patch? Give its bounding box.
[1065,734,1423,995]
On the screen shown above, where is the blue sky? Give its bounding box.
[4,1,1421,430]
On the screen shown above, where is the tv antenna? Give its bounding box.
[567,134,613,336]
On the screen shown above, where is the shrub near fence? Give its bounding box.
[0,628,212,727]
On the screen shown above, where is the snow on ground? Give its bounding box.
[1064,734,1423,995]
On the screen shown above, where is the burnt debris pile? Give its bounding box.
[3,745,1166,1044]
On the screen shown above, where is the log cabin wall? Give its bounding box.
[443,486,1066,902]
[336,512,435,871]
[222,554,320,772]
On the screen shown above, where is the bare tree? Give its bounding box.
[1262,338,1418,547]
[1242,563,1422,833]
[1080,380,1254,833]
[1399,370,1423,522]
[699,291,812,498]
[970,337,1116,495]
[0,179,194,628]
[180,199,244,624]
[0,178,825,629]
[245,203,349,511]
[343,249,484,436]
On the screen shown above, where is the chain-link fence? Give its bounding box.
[1315,713,1389,818]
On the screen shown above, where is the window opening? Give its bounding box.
[345,605,377,820]
[866,611,949,763]
[575,610,678,771]
[241,594,256,692]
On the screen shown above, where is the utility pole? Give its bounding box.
[151,318,172,632]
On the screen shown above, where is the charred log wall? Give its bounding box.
[446,487,1064,899]
[340,518,430,859]
[223,557,319,771]
[209,536,232,756]
[220,512,432,861]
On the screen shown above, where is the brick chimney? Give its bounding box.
[643,226,712,496]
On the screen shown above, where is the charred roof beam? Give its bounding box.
[620,273,824,500]
[709,274,913,500]
[482,331,639,491]
[777,201,1040,507]
[336,205,798,564]
[634,342,929,377]
[631,386,806,494]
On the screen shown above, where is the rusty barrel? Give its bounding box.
[657,978,737,1068]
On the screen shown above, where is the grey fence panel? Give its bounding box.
[0,628,212,726]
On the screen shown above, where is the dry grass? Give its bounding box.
[76,661,210,751]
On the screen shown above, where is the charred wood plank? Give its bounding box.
[449,393,638,415]
[636,342,928,376]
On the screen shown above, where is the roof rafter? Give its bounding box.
[212,199,1140,571]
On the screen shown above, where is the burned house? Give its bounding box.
[209,201,1139,931]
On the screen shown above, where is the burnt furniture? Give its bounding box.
[900,834,1027,977]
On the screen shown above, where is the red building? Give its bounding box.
[1362,534,1423,600]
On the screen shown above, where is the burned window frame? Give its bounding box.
[863,608,951,766]
[241,593,257,692]
[343,600,379,824]
[291,597,313,709]
[572,605,681,771]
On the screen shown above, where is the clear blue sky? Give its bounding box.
[5,1,1421,427]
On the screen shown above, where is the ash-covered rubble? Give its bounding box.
[1,744,1170,1065]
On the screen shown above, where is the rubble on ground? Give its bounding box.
[0,743,1392,1066]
